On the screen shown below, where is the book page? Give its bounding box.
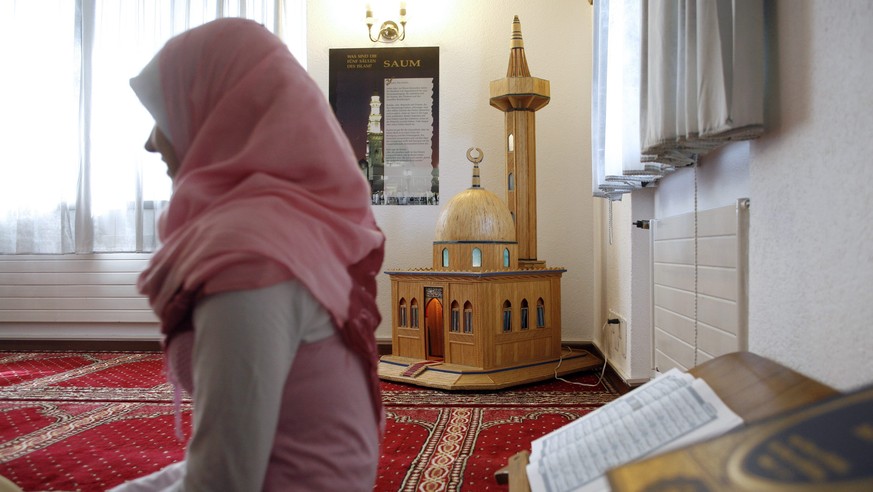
[526,369,743,492]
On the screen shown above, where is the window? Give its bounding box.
[503,248,510,267]
[410,298,419,328]
[463,301,473,334]
[508,133,514,152]
[520,299,529,330]
[502,300,512,333]
[450,301,460,333]
[399,298,407,327]
[536,298,546,328]
[0,1,304,254]
[591,0,646,200]
[472,247,482,268]
[508,172,515,191]
[442,248,449,267]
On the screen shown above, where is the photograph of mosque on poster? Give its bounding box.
[329,47,439,205]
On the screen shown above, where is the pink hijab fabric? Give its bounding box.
[133,19,385,423]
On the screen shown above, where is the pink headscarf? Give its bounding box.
[132,19,385,422]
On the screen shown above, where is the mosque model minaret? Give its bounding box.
[490,15,551,268]
[378,17,601,390]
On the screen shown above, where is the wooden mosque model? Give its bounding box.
[378,17,601,390]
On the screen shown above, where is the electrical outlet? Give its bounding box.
[608,310,627,360]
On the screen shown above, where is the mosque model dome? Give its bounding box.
[431,149,518,272]
[433,188,516,242]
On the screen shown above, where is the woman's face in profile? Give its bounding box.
[145,125,180,179]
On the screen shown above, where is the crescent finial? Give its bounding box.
[466,147,484,164]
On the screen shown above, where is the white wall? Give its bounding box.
[307,0,597,344]
[654,143,750,219]
[638,1,873,391]
[596,189,654,384]
[747,1,873,391]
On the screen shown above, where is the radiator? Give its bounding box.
[0,254,159,340]
[652,199,749,372]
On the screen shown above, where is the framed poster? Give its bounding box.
[329,47,439,205]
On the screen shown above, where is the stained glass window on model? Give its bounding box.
[521,299,529,330]
[399,298,407,327]
[463,301,473,334]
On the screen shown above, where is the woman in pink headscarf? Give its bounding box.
[116,18,385,491]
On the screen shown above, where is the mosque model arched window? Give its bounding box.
[442,248,449,267]
[508,172,515,191]
[463,301,473,334]
[399,298,408,327]
[410,298,419,328]
[502,300,512,332]
[472,247,482,268]
[503,248,510,267]
[450,301,460,332]
[536,298,546,328]
[520,299,529,330]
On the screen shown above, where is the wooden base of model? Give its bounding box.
[378,349,603,391]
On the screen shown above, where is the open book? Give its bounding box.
[526,368,743,492]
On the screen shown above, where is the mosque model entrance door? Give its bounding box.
[424,288,444,360]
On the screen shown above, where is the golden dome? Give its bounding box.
[434,187,516,242]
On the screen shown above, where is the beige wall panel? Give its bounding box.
[653,203,748,369]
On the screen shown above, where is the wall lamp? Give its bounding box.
[366,2,407,43]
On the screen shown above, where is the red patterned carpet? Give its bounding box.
[0,352,618,491]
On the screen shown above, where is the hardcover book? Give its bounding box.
[607,383,873,491]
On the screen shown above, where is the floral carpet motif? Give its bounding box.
[0,351,618,491]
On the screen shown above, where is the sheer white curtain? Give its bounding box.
[592,0,764,200]
[592,0,653,200]
[0,0,305,254]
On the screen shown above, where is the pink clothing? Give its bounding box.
[167,308,379,491]
[126,17,385,491]
[131,18,384,426]
[265,334,379,490]
[115,281,380,491]
[132,19,384,410]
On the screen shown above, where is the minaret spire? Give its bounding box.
[506,16,531,77]
[489,16,550,268]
